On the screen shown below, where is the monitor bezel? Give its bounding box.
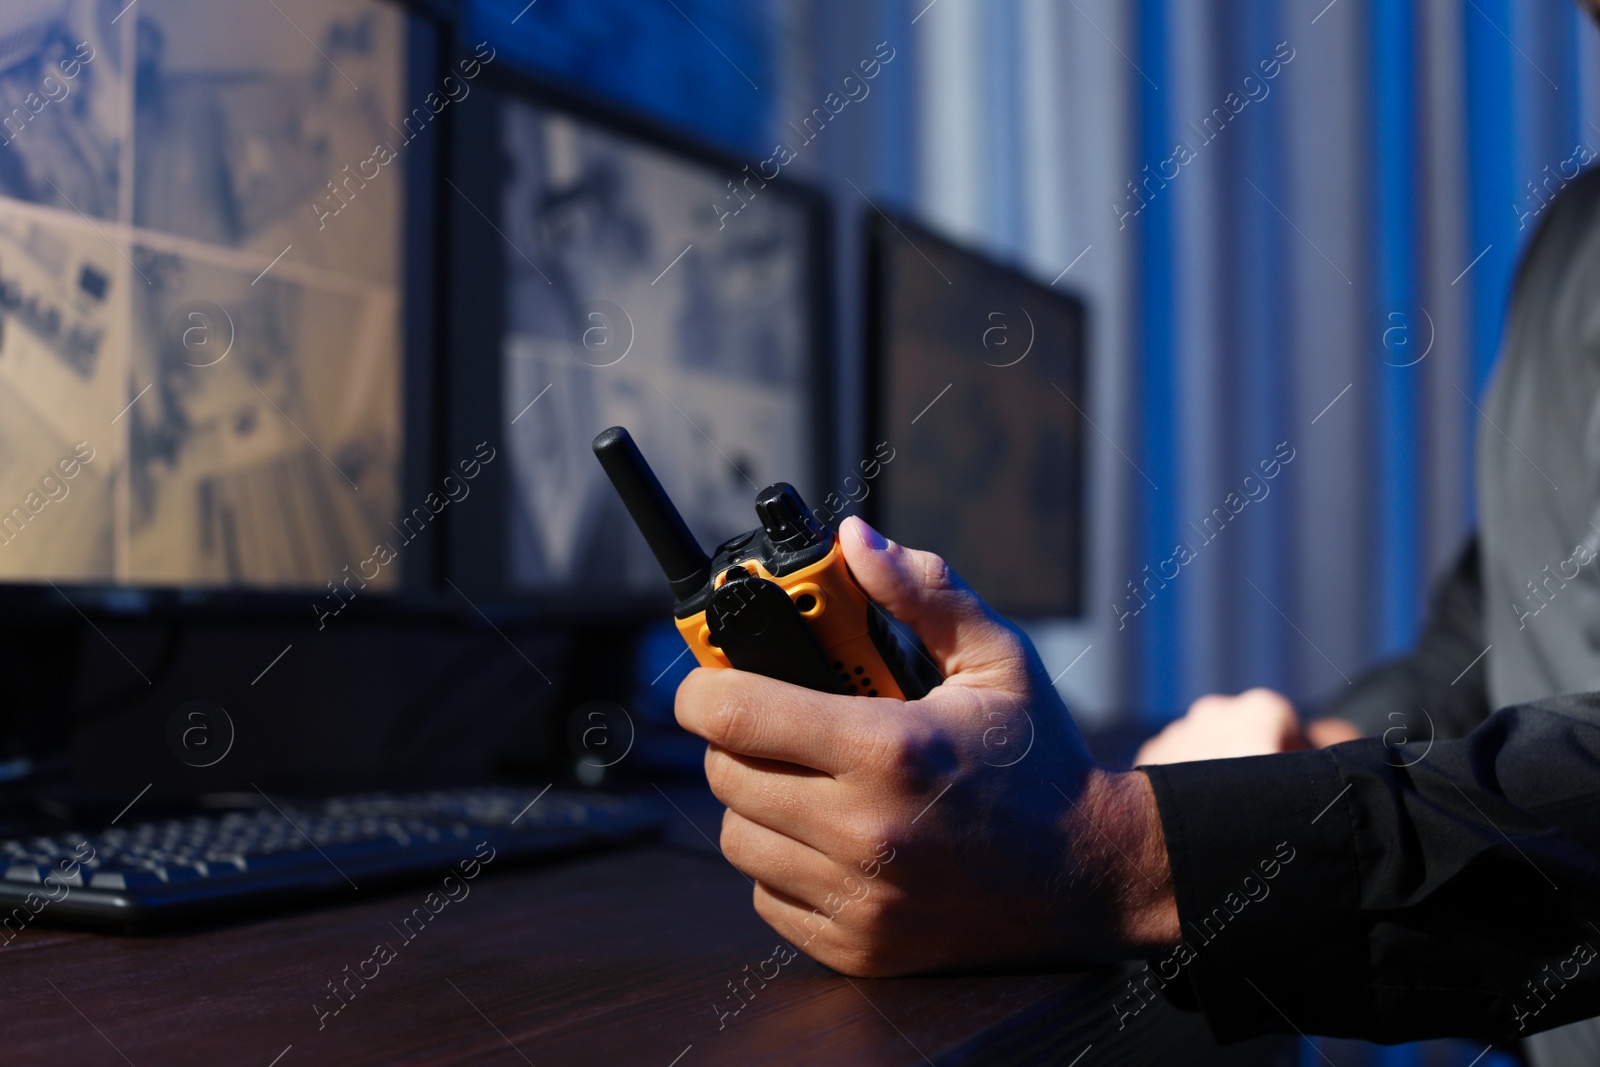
[861,209,1089,619]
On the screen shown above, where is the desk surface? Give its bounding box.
[0,797,1281,1066]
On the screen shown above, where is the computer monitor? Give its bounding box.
[864,213,1087,618]
[0,0,441,614]
[443,67,831,613]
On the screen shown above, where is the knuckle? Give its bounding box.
[826,921,899,977]
[867,723,946,790]
[873,722,919,774]
[840,811,896,857]
[917,550,995,621]
[1244,687,1290,711]
[850,882,897,929]
[1236,702,1272,725]
[912,549,957,593]
[707,680,761,753]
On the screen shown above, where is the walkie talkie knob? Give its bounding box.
[754,483,826,551]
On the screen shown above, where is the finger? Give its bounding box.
[676,665,893,775]
[1184,694,1230,717]
[1276,717,1313,752]
[751,881,888,977]
[1307,716,1363,747]
[1241,687,1296,710]
[704,746,839,852]
[1132,727,1181,768]
[837,516,1026,680]
[1131,734,1166,767]
[720,807,841,904]
[751,879,834,953]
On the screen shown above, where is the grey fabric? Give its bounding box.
[1480,168,1600,711]
[1474,169,1600,1066]
[1527,1016,1600,1067]
[1319,539,1490,741]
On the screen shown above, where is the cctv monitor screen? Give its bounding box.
[0,0,414,596]
[446,76,829,606]
[865,213,1087,618]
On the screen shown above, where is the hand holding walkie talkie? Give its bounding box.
[598,426,1167,980]
[592,427,935,700]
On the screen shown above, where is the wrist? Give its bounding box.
[1070,767,1181,957]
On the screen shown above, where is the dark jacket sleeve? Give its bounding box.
[1142,693,1600,1044]
[1317,538,1492,744]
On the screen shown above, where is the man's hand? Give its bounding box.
[674,517,1179,977]
[1134,689,1307,766]
[1134,689,1363,767]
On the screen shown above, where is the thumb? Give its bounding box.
[838,516,1025,680]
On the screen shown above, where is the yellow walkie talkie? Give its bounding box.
[593,427,933,700]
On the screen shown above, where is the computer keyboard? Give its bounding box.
[0,786,666,932]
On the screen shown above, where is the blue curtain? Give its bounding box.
[1124,0,1593,718]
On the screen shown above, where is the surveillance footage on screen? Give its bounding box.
[499,98,814,595]
[0,0,406,589]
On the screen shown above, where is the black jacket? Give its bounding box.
[1144,546,1600,1046]
[1139,165,1600,1045]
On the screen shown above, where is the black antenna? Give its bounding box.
[592,426,712,601]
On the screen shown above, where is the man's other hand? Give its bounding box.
[1134,689,1363,767]
[674,517,1180,977]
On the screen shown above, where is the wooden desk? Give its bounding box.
[0,801,1287,1065]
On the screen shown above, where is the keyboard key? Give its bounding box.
[203,852,248,874]
[162,863,207,884]
[90,870,165,890]
[43,868,83,888]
